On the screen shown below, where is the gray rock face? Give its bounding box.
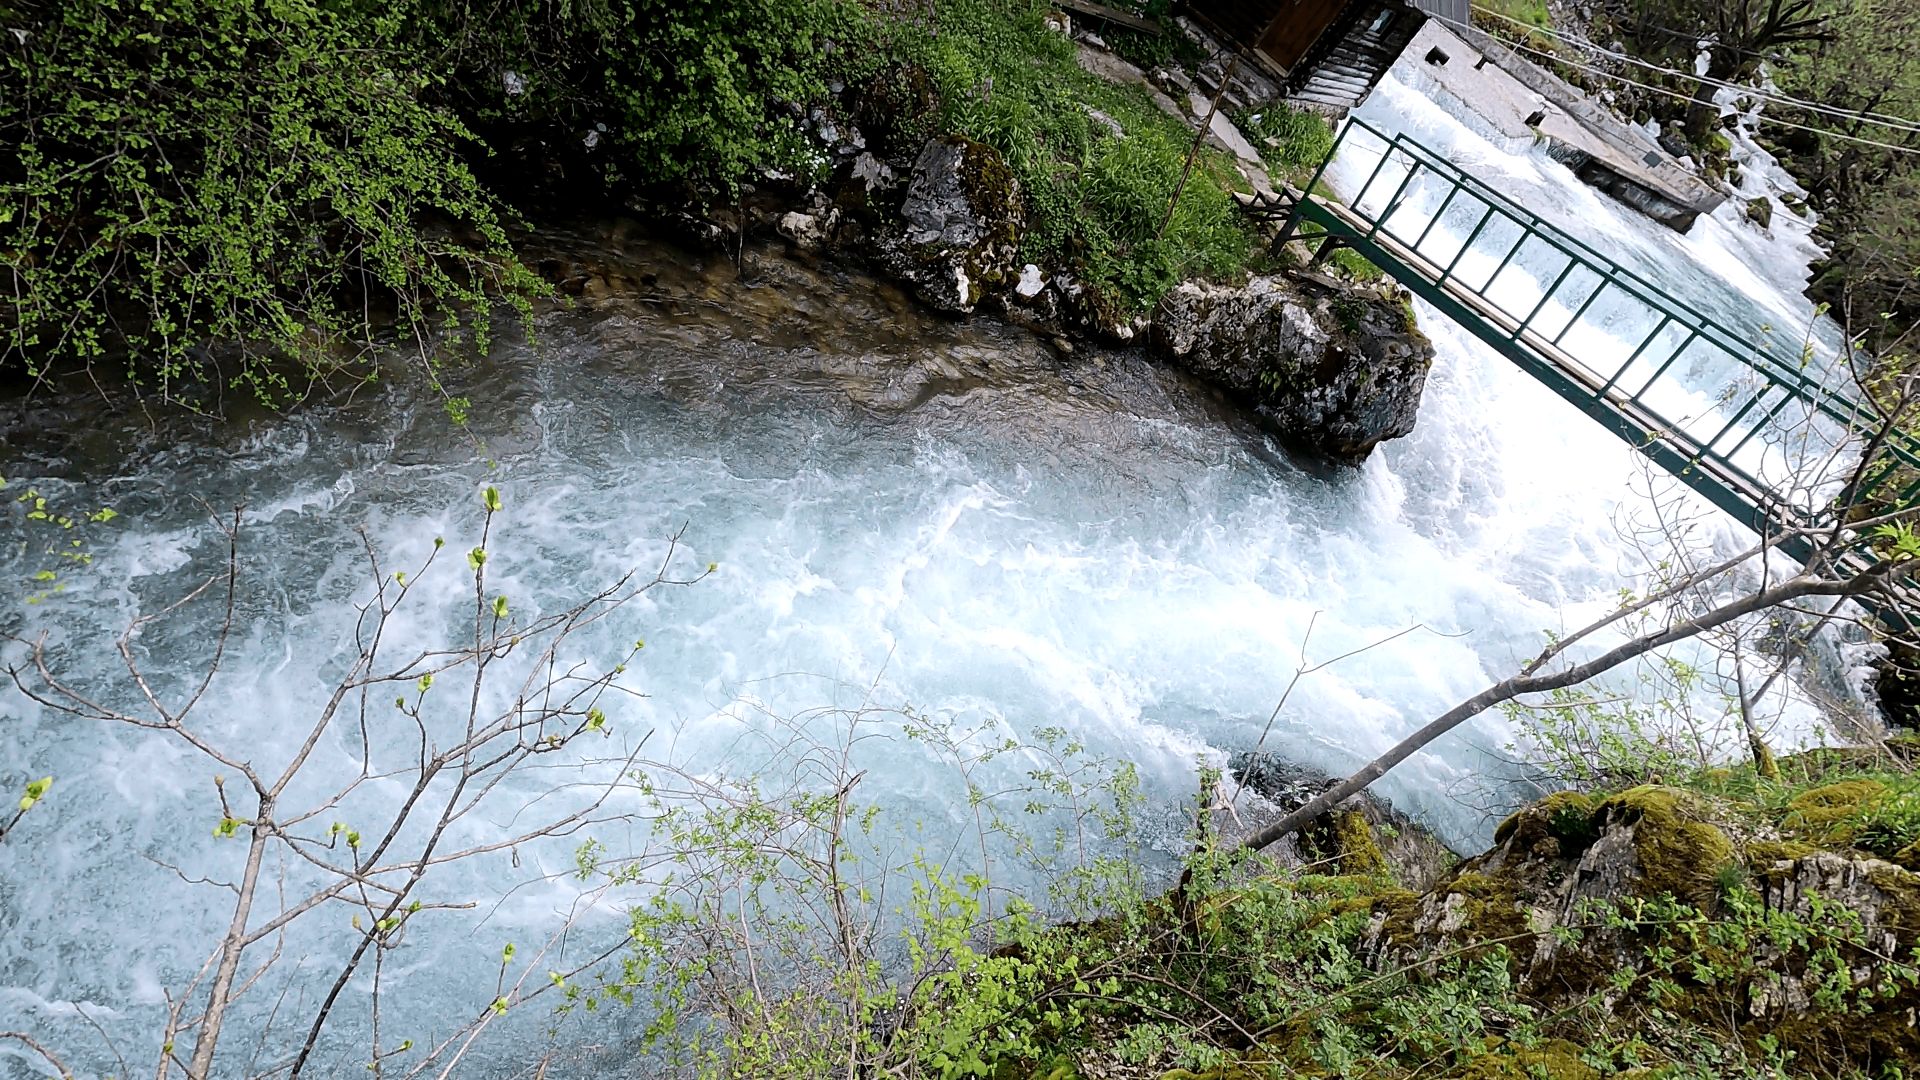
[1360,787,1920,1054]
[876,136,1026,314]
[1229,753,1456,892]
[1150,276,1432,461]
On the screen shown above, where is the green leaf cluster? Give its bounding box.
[2,0,541,406]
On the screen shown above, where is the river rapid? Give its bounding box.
[0,74,1861,1077]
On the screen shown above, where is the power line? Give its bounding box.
[1467,6,1920,132]
[1459,4,1920,138]
[1442,10,1920,155]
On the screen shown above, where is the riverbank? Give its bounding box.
[889,744,1920,1080]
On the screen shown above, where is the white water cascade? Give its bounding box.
[0,70,1860,1077]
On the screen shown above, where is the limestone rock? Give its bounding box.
[1150,276,1432,460]
[777,210,831,250]
[1362,785,1920,1062]
[875,136,1026,314]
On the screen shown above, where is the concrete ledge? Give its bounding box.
[1397,21,1724,232]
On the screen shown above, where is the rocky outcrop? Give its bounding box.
[1150,275,1433,461]
[1230,753,1456,891]
[875,136,1026,314]
[1362,786,1920,1067]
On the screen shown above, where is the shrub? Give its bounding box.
[898,0,1254,311]
[1,0,541,407]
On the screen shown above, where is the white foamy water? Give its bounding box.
[0,72,1857,1076]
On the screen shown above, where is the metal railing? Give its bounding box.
[1282,118,1920,549]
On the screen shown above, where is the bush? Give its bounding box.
[1,0,541,407]
[409,0,870,194]
[899,0,1254,310]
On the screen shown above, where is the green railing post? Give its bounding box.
[1600,316,1673,394]
[1550,274,1611,349]
[1436,203,1497,289]
[1515,258,1581,340]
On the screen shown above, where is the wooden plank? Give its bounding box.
[1054,0,1160,35]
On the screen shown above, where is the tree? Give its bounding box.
[1610,0,1838,140]
[1233,355,1920,856]
[0,0,542,410]
[2,489,709,1077]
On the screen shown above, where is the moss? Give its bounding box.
[1296,808,1390,877]
[1331,809,1388,876]
[1451,1039,1599,1080]
[1371,886,1424,944]
[1441,872,1534,946]
[1895,839,1920,871]
[1494,790,1597,853]
[1780,779,1889,845]
[1862,862,1920,944]
[1597,786,1734,907]
[1745,838,1816,872]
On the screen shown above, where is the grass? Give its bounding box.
[1233,103,1337,188]
[1473,0,1560,54]
[903,0,1257,311]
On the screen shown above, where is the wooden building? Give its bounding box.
[1186,0,1470,110]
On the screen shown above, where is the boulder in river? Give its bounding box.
[1150,275,1433,461]
[875,135,1026,314]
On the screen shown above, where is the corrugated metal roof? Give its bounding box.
[1409,0,1470,26]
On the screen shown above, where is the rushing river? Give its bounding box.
[0,72,1857,1077]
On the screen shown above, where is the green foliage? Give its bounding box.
[2,0,542,407]
[1503,660,1718,789]
[1233,103,1336,185]
[897,0,1254,310]
[419,0,869,193]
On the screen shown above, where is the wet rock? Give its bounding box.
[1230,753,1456,891]
[1150,276,1432,461]
[1056,275,1135,343]
[875,136,1026,314]
[1745,194,1774,229]
[850,152,895,193]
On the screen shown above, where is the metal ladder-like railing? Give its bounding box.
[1273,119,1920,580]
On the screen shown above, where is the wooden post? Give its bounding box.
[1156,52,1242,243]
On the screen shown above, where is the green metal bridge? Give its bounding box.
[1270,118,1920,578]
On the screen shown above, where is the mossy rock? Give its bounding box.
[1780,779,1889,845]
[1745,838,1816,873]
[1298,808,1389,876]
[1449,1039,1599,1080]
[1596,786,1734,907]
[1369,885,1424,943]
[1493,789,1597,855]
